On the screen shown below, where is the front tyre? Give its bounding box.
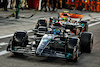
[80,32,93,53]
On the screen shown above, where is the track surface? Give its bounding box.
[0,23,100,67]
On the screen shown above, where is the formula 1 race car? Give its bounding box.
[7,25,93,62]
[35,17,47,29]
[49,12,88,35]
[34,17,48,37]
[60,18,88,35]
[34,26,48,37]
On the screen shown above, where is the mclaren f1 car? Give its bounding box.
[49,12,88,35]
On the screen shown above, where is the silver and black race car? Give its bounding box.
[7,26,93,62]
[35,17,47,29]
[34,26,48,37]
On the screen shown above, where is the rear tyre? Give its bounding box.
[80,32,93,53]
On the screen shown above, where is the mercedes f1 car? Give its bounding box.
[7,25,93,62]
[34,17,48,37]
[34,26,48,37]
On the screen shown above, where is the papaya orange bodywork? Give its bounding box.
[59,12,83,19]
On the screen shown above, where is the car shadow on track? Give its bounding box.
[7,53,79,65]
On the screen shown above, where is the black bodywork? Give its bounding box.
[35,18,47,29]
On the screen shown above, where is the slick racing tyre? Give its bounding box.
[80,32,93,53]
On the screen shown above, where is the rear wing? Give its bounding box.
[68,13,83,19]
[59,12,83,19]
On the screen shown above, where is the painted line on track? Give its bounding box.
[0,50,9,56]
[0,42,8,46]
[88,22,100,27]
[0,34,13,39]
[0,21,100,56]
[0,30,32,39]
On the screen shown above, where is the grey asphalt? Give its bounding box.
[0,8,100,67]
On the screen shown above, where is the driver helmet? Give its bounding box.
[53,28,60,35]
[64,13,68,16]
[63,17,68,21]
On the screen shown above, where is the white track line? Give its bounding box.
[89,22,100,27]
[0,42,8,46]
[0,30,32,39]
[0,50,9,56]
[0,22,100,56]
[0,34,13,39]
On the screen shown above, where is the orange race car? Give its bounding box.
[49,11,87,35]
